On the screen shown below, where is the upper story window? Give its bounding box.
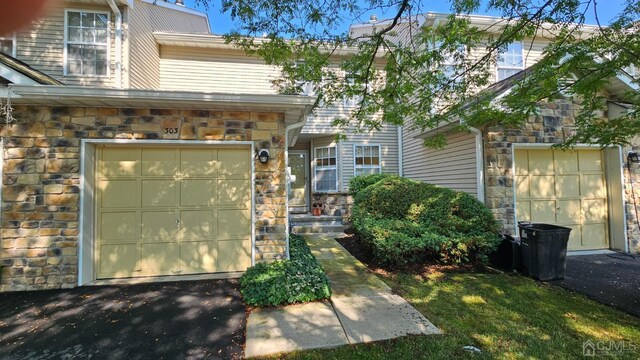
[354,145,381,175]
[64,10,110,76]
[0,34,16,57]
[497,42,524,81]
[314,146,337,192]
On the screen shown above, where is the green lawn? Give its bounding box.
[264,270,640,359]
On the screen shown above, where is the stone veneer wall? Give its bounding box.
[311,192,353,219]
[622,146,640,252]
[1,106,287,291]
[483,98,639,252]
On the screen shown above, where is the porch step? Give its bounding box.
[290,214,343,223]
[292,224,346,234]
[290,213,345,234]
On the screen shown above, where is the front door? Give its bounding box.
[288,151,309,213]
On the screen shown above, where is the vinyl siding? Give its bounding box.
[15,1,117,87]
[159,46,280,93]
[128,0,209,89]
[403,129,479,197]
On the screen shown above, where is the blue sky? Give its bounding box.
[182,0,627,35]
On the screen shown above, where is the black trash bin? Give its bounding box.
[518,222,571,281]
[489,234,522,271]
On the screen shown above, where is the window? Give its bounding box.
[354,145,381,175]
[343,72,361,107]
[0,34,16,57]
[65,10,110,76]
[437,42,465,82]
[314,146,337,192]
[496,42,524,81]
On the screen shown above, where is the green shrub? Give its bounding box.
[352,177,501,267]
[240,234,331,307]
[348,173,398,196]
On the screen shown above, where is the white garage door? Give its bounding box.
[515,148,609,250]
[95,146,252,279]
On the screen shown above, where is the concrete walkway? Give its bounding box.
[245,233,440,358]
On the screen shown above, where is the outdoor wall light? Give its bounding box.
[257,149,270,164]
[628,151,640,163]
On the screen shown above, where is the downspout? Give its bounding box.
[397,125,403,176]
[469,127,485,203]
[284,106,312,260]
[107,0,123,88]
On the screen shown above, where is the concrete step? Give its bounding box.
[292,224,345,234]
[290,214,343,223]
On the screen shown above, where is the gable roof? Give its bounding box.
[0,51,63,86]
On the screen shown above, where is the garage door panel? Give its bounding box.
[181,179,215,206]
[566,224,582,250]
[515,176,530,198]
[142,148,177,176]
[99,148,140,177]
[141,211,177,241]
[218,179,251,208]
[218,209,251,239]
[528,151,554,175]
[514,149,529,175]
[581,174,605,198]
[583,223,607,249]
[179,210,214,240]
[557,200,581,224]
[139,242,177,276]
[556,175,580,198]
[100,211,138,241]
[530,176,555,198]
[579,151,603,171]
[142,180,176,207]
[531,200,556,223]
[217,240,251,272]
[181,148,218,176]
[516,200,531,222]
[584,199,607,222]
[554,151,578,174]
[100,180,139,208]
[179,241,217,274]
[218,149,250,178]
[98,243,138,278]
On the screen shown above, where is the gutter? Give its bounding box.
[469,127,486,203]
[284,106,313,260]
[106,0,123,88]
[397,125,403,176]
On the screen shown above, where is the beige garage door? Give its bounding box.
[515,149,609,250]
[96,146,252,279]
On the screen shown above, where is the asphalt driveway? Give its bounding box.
[0,279,246,360]
[557,253,640,317]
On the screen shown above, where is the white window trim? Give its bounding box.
[313,145,338,192]
[496,41,524,81]
[63,8,111,78]
[0,33,17,57]
[353,144,382,176]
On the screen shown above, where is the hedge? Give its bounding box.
[239,234,332,307]
[352,176,501,267]
[348,173,398,196]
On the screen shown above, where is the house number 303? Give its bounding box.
[164,128,179,134]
